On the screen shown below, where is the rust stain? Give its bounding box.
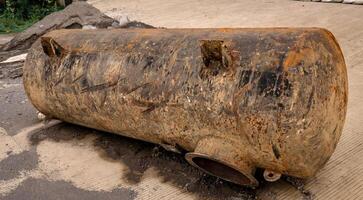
[282,48,316,70]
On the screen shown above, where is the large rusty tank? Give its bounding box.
[23,28,348,187]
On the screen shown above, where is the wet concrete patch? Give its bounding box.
[2,178,137,200]
[0,79,38,136]
[93,134,260,200]
[29,123,90,146]
[0,150,38,181]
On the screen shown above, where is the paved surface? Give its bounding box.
[1,0,363,199]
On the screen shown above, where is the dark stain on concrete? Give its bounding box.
[29,123,90,145]
[28,123,313,200]
[0,150,38,181]
[29,123,258,200]
[282,176,313,200]
[2,178,137,200]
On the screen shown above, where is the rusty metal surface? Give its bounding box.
[22,28,348,187]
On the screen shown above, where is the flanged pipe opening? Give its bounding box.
[263,169,281,182]
[185,154,255,186]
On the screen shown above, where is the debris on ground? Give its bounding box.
[0,53,26,79]
[113,15,131,27]
[0,62,23,79]
[36,112,47,121]
[0,50,28,62]
[1,54,27,63]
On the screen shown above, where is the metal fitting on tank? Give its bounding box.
[185,137,258,187]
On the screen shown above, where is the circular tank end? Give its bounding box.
[185,152,258,187]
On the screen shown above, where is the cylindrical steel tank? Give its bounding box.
[23,28,348,187]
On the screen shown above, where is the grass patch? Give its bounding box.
[0,1,63,34]
[0,16,37,33]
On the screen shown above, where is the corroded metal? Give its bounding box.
[23,28,348,187]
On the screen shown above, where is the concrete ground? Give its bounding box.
[1,0,363,199]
